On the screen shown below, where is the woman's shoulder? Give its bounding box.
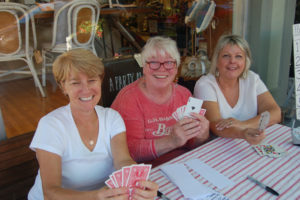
[41,105,70,122]
[114,79,140,100]
[245,70,261,82]
[95,105,122,118]
[198,73,215,82]
[37,105,71,130]
[195,73,216,87]
[95,105,117,113]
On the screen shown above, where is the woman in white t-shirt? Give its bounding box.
[28,49,158,200]
[194,34,281,145]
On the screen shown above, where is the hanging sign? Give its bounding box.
[293,24,300,120]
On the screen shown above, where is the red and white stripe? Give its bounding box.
[150,124,300,200]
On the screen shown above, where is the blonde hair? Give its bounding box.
[210,34,252,79]
[141,36,180,67]
[52,48,104,88]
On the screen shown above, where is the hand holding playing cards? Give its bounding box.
[242,111,269,145]
[131,180,158,200]
[243,128,266,145]
[171,113,209,148]
[105,164,158,200]
[190,112,209,141]
[96,187,129,199]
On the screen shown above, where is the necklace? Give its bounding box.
[89,140,95,146]
[71,110,98,148]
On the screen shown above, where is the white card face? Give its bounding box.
[183,97,203,117]
[258,111,270,131]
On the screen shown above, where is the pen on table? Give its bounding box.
[247,175,279,196]
[157,190,170,200]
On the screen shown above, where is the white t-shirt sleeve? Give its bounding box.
[254,72,268,95]
[30,116,66,157]
[106,108,126,139]
[194,75,218,102]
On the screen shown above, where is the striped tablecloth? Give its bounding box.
[150,124,300,200]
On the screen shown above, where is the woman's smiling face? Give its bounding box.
[62,69,101,113]
[217,44,246,80]
[143,49,178,89]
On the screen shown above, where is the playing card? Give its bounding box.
[105,164,152,191]
[260,144,287,158]
[105,179,116,189]
[112,169,123,187]
[258,111,270,131]
[127,164,152,188]
[183,97,203,118]
[122,166,132,187]
[109,174,119,187]
[252,145,264,156]
[199,108,206,116]
[172,110,179,121]
[252,144,287,158]
[172,105,186,121]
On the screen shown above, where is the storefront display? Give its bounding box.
[98,0,233,81]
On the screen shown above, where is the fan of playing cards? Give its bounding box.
[258,111,270,131]
[105,164,152,189]
[172,97,206,121]
[252,144,287,158]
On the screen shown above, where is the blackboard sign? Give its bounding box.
[101,55,143,107]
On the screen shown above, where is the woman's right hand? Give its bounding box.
[171,117,202,148]
[97,187,129,200]
[131,180,159,200]
[97,180,158,200]
[242,128,266,145]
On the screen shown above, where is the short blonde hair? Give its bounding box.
[141,36,180,67]
[210,34,252,78]
[52,48,104,88]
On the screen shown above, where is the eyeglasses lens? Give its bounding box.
[147,61,176,70]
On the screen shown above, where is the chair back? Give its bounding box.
[0,10,21,55]
[0,7,22,54]
[0,3,37,56]
[0,2,44,97]
[52,0,100,54]
[73,5,95,45]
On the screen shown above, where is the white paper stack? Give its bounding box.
[160,159,234,200]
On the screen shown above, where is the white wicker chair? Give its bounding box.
[0,2,45,97]
[42,0,100,86]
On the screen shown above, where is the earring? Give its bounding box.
[242,70,247,79]
[215,70,219,77]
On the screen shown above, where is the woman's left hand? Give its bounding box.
[131,180,158,200]
[216,117,243,131]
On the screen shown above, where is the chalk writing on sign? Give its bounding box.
[109,72,142,92]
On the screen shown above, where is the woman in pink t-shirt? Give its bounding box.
[111,36,209,165]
